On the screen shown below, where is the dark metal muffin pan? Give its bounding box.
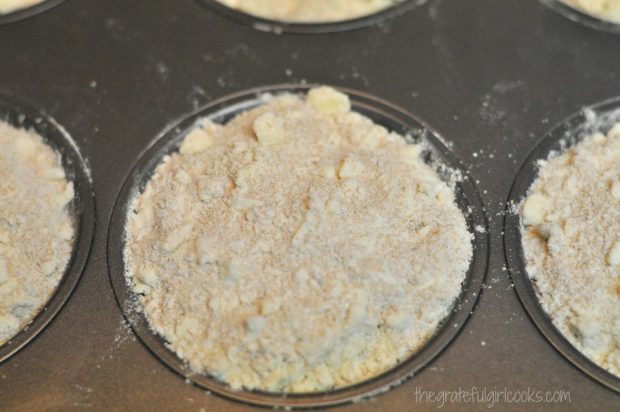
[1,0,619,410]
[0,93,95,364]
[504,97,620,394]
[107,84,489,408]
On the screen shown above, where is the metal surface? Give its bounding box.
[0,0,619,410]
[106,84,489,408]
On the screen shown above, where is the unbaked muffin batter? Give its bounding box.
[0,121,74,346]
[562,0,620,23]
[521,123,620,377]
[0,0,44,14]
[125,87,473,392]
[216,0,401,22]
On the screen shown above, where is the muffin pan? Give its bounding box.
[504,97,620,394]
[0,0,619,410]
[0,93,94,364]
[107,85,489,408]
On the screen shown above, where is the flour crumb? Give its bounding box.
[125,87,473,393]
[521,123,620,377]
[0,121,74,346]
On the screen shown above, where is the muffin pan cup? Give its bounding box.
[197,0,427,33]
[107,84,489,409]
[539,0,620,33]
[504,96,620,394]
[0,0,65,25]
[0,93,95,364]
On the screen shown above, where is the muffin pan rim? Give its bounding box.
[106,83,490,409]
[0,0,66,25]
[195,0,427,34]
[0,92,96,364]
[503,95,620,394]
[538,0,620,33]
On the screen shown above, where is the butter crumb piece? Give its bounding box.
[346,300,367,327]
[319,163,337,179]
[0,315,19,337]
[608,240,620,266]
[56,182,74,207]
[260,297,280,315]
[14,136,38,159]
[307,86,351,114]
[522,193,551,226]
[609,124,620,138]
[384,310,412,331]
[198,176,228,203]
[43,167,66,180]
[0,230,8,244]
[338,157,365,178]
[180,128,214,155]
[253,112,286,145]
[246,316,266,333]
[402,144,422,163]
[0,258,8,284]
[611,179,620,199]
[293,268,308,284]
[134,266,159,293]
[220,258,240,281]
[177,317,201,337]
[59,224,74,240]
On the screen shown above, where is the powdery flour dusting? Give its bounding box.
[125,87,473,392]
[216,0,401,22]
[0,121,74,346]
[521,123,620,377]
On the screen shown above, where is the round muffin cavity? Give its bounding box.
[0,0,44,14]
[521,123,620,377]
[125,86,473,393]
[561,0,620,24]
[215,0,402,23]
[0,121,74,346]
